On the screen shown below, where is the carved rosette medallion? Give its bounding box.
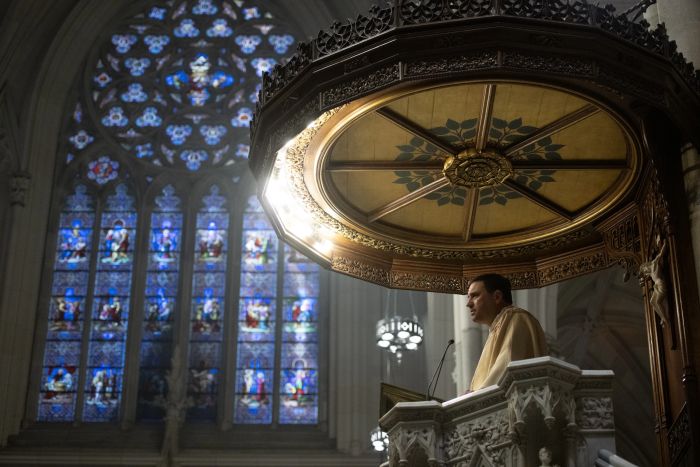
[443,148,513,188]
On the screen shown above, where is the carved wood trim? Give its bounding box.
[598,203,643,281]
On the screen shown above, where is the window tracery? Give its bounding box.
[37,0,319,427]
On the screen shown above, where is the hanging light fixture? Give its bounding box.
[370,425,389,452]
[376,290,424,359]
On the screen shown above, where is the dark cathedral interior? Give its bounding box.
[0,0,698,466]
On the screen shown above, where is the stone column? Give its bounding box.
[329,272,383,456]
[452,294,485,394]
[511,284,560,355]
[682,144,700,297]
[425,292,456,400]
[0,171,32,445]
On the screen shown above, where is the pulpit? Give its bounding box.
[379,357,615,467]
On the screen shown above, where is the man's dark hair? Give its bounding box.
[470,273,513,304]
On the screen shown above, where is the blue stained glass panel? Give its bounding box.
[234,367,273,424]
[55,213,94,267]
[236,342,275,368]
[195,215,228,266]
[191,272,226,296]
[97,212,136,267]
[234,195,279,424]
[145,273,179,294]
[90,291,129,341]
[47,285,86,340]
[282,299,318,343]
[84,184,136,422]
[43,341,82,367]
[83,368,121,421]
[241,230,277,271]
[190,293,224,336]
[242,212,272,230]
[238,299,275,342]
[284,246,321,273]
[88,341,125,366]
[239,272,276,297]
[138,186,182,420]
[188,186,228,420]
[280,343,318,369]
[188,366,218,419]
[279,396,317,425]
[39,186,94,421]
[283,273,320,298]
[280,369,318,396]
[279,244,318,425]
[39,366,79,421]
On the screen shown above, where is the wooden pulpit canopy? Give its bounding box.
[249,0,700,294]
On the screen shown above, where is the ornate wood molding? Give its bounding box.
[669,404,690,464]
[598,203,643,280]
[256,0,699,110]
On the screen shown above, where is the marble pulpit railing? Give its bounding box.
[379,357,616,467]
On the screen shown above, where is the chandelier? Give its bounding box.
[376,316,423,354]
[370,425,389,452]
[376,290,423,359]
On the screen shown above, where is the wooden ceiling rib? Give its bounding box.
[327,160,444,171]
[476,84,496,152]
[504,104,600,156]
[376,107,458,156]
[510,159,627,170]
[367,176,451,222]
[502,179,574,220]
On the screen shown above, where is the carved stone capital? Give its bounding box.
[508,382,576,432]
[388,423,443,466]
[9,171,31,206]
[575,396,614,431]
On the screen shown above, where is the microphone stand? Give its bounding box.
[426,339,454,400]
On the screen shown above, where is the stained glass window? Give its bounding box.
[86,0,291,171]
[84,184,137,421]
[188,185,228,419]
[279,244,320,424]
[138,185,183,419]
[234,197,319,424]
[235,196,278,423]
[39,185,95,421]
[40,0,318,428]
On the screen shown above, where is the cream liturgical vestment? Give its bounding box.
[469,305,548,391]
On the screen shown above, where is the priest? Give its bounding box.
[467,273,548,391]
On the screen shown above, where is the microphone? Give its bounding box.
[426,339,454,400]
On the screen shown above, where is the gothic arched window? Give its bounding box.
[34,0,320,428]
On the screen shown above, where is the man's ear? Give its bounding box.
[493,289,503,304]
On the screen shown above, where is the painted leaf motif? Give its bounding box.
[410,136,423,146]
[538,136,552,146]
[430,127,450,135]
[508,117,522,129]
[492,118,507,129]
[461,118,477,128]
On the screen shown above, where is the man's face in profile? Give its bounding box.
[467,280,502,326]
